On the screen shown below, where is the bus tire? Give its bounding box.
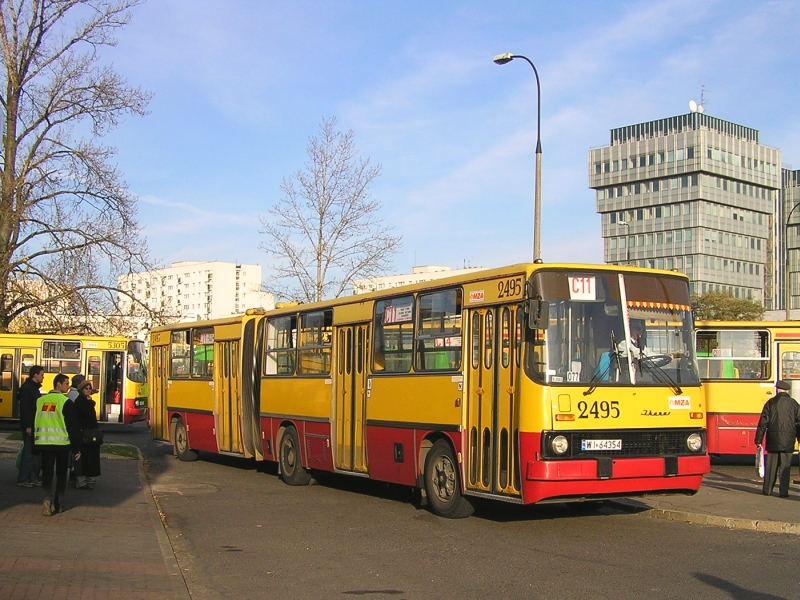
[173,418,198,462]
[424,439,474,519]
[279,427,311,486]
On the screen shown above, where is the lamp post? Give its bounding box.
[493,52,542,262]
[786,201,800,316]
[619,221,630,264]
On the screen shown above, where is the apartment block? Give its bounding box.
[118,261,274,321]
[353,265,486,295]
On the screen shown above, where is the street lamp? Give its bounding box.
[619,221,630,264]
[786,201,800,316]
[493,52,543,263]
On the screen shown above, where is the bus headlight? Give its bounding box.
[551,435,569,455]
[686,433,702,452]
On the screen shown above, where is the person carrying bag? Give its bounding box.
[73,380,102,489]
[755,379,800,498]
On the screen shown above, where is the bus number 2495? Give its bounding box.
[577,400,620,419]
[497,277,523,299]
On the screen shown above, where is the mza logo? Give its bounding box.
[469,290,485,303]
[668,396,691,410]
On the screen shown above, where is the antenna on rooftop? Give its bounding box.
[688,86,706,115]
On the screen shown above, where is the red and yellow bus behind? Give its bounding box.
[150,263,709,517]
[696,321,800,456]
[0,333,147,424]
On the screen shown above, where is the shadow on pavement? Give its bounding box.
[694,573,789,600]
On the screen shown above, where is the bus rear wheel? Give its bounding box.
[279,427,311,486]
[424,440,474,519]
[173,418,198,462]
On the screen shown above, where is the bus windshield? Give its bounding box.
[127,340,148,383]
[526,270,699,387]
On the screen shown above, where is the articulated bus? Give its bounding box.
[695,321,800,456]
[0,333,148,424]
[149,263,709,517]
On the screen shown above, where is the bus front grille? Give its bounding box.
[541,429,705,459]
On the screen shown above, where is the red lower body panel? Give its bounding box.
[706,413,760,455]
[122,397,147,425]
[518,432,709,504]
[259,417,334,472]
[181,411,217,453]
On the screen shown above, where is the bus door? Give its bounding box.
[103,352,123,422]
[777,343,800,400]
[334,325,369,473]
[215,340,241,453]
[150,345,170,441]
[466,306,521,497]
[85,350,105,420]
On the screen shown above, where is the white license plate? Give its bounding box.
[581,439,622,451]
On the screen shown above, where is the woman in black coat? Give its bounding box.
[74,379,101,488]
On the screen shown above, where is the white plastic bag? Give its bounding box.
[755,445,765,479]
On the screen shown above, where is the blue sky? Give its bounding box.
[103,0,800,284]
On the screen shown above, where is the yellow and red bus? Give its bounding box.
[695,321,800,456]
[0,333,147,424]
[149,263,708,517]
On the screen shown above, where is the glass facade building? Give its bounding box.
[589,112,782,306]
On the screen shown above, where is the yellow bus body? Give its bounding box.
[0,332,147,423]
[151,263,708,513]
[696,320,800,455]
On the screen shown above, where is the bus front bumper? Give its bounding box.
[519,432,710,504]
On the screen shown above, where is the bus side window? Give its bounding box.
[0,354,13,391]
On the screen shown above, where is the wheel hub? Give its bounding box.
[434,458,455,500]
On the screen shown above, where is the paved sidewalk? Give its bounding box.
[0,434,190,600]
[609,463,800,535]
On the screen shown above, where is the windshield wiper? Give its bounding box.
[584,332,620,396]
[639,354,683,395]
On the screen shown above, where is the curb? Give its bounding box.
[608,500,800,536]
[0,442,140,460]
[136,449,193,600]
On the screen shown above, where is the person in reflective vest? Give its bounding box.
[34,373,82,516]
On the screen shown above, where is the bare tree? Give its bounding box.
[0,0,161,334]
[260,117,401,302]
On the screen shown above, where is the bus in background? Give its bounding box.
[150,263,708,518]
[0,334,147,424]
[695,321,800,456]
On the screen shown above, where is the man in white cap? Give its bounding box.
[754,379,800,498]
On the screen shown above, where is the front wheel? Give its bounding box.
[173,418,198,462]
[279,427,311,486]
[424,440,474,518]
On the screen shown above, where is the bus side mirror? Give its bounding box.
[527,300,549,330]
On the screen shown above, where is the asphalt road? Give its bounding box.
[110,425,798,600]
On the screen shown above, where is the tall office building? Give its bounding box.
[589,112,782,305]
[783,169,800,310]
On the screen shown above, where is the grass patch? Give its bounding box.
[6,431,22,440]
[100,443,139,459]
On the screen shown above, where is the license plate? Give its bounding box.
[581,439,622,451]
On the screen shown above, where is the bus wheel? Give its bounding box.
[279,427,311,486]
[173,418,198,462]
[424,440,474,519]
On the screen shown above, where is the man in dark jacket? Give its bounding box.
[17,365,44,487]
[754,379,800,498]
